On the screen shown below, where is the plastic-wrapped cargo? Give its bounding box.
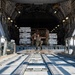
[49,33,57,45]
[49,33,57,38]
[19,27,31,32]
[19,27,31,45]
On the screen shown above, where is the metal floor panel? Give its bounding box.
[0,53,75,75]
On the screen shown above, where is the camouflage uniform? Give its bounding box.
[36,35,42,50]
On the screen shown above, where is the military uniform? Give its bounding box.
[36,35,42,50]
[32,33,37,45]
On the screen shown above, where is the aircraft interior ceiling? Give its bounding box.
[0,0,75,45]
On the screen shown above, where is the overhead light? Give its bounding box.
[15,25,17,27]
[63,20,65,22]
[66,17,69,20]
[53,29,55,31]
[54,11,57,14]
[18,11,21,14]
[57,25,60,27]
[8,17,10,20]
[55,27,57,29]
[10,20,13,22]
